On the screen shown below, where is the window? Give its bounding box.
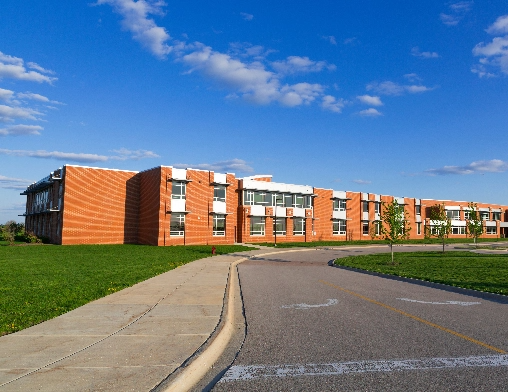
[214,185,226,202]
[415,205,421,215]
[172,181,186,199]
[332,219,346,235]
[213,214,225,236]
[170,213,185,236]
[333,199,347,211]
[273,217,286,235]
[362,201,369,213]
[446,210,460,220]
[492,212,501,221]
[362,221,369,235]
[375,202,380,214]
[254,191,270,205]
[451,226,465,235]
[272,193,284,207]
[293,218,306,235]
[464,210,471,220]
[374,221,381,235]
[243,190,254,205]
[486,226,497,235]
[417,222,421,235]
[293,194,305,208]
[250,217,265,236]
[480,211,490,221]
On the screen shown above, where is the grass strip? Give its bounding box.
[256,237,508,248]
[334,251,508,296]
[0,244,252,336]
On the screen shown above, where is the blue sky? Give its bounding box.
[1,0,508,222]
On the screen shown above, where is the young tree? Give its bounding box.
[428,203,452,253]
[465,202,483,248]
[379,199,411,264]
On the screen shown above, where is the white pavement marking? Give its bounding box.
[397,298,481,306]
[219,355,508,382]
[281,299,338,310]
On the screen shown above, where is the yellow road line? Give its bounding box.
[320,280,506,354]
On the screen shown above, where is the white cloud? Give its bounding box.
[425,159,508,175]
[16,92,64,105]
[0,175,33,190]
[403,73,422,82]
[173,159,254,174]
[0,147,159,163]
[366,81,435,96]
[321,95,345,113]
[0,105,42,122]
[357,95,383,106]
[411,47,439,59]
[0,88,14,101]
[271,56,336,75]
[440,1,473,26]
[27,62,56,75]
[240,12,253,21]
[0,124,43,136]
[279,83,323,107]
[358,108,382,117]
[0,51,57,83]
[353,179,371,184]
[109,148,160,160]
[343,37,358,45]
[486,15,508,35]
[322,35,337,45]
[472,34,508,76]
[96,0,172,58]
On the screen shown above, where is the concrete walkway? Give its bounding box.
[0,248,270,392]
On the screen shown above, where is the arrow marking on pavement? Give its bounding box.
[281,299,338,310]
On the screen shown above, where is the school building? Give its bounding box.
[20,164,508,245]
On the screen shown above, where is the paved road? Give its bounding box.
[213,245,508,391]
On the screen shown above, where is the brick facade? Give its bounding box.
[21,164,508,245]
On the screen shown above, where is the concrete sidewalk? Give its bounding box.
[0,249,268,392]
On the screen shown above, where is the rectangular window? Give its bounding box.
[446,210,460,220]
[464,210,471,220]
[332,219,347,235]
[374,221,381,235]
[293,218,306,236]
[272,193,284,207]
[283,194,292,207]
[293,194,305,208]
[333,199,347,211]
[243,190,254,205]
[171,181,186,199]
[273,217,286,236]
[451,226,465,235]
[417,222,421,235]
[362,201,369,213]
[213,214,226,236]
[415,205,421,215]
[480,211,490,221]
[486,226,497,235]
[170,213,185,236]
[250,217,265,236]
[492,212,501,221]
[304,195,312,209]
[254,191,270,205]
[375,202,380,214]
[362,221,369,235]
[214,185,226,202]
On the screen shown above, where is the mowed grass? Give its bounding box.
[334,251,508,296]
[0,244,252,336]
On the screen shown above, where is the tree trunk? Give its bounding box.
[390,243,394,265]
[442,238,445,253]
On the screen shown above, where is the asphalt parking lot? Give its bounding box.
[213,246,508,391]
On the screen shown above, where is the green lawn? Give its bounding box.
[256,237,508,248]
[334,251,508,296]
[0,244,252,336]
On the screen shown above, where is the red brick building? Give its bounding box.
[21,164,508,245]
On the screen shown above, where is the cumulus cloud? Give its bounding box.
[240,12,253,21]
[0,124,43,136]
[173,158,254,174]
[0,175,33,190]
[358,108,382,117]
[472,16,508,77]
[425,159,508,175]
[0,88,14,101]
[440,1,473,26]
[357,94,383,106]
[0,51,57,83]
[271,56,336,75]
[0,105,42,122]
[366,80,435,96]
[411,47,439,59]
[96,0,172,58]
[321,95,345,113]
[279,83,323,106]
[353,179,371,185]
[0,147,159,163]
